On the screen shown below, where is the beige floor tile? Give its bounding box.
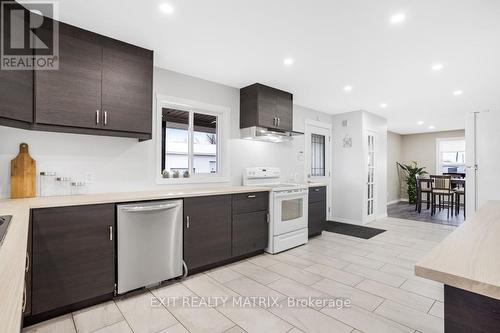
[23,314,76,333]
[152,284,234,333]
[337,254,385,270]
[356,280,434,313]
[92,320,133,333]
[287,328,305,333]
[115,292,178,333]
[223,325,247,333]
[268,300,352,333]
[182,274,239,305]
[247,254,280,268]
[267,277,329,308]
[295,250,350,269]
[344,264,406,287]
[321,305,413,333]
[217,304,292,333]
[271,252,316,268]
[309,240,370,257]
[305,264,364,286]
[375,300,443,333]
[311,278,383,311]
[400,279,444,302]
[224,276,286,307]
[365,253,415,269]
[206,267,243,284]
[428,301,444,319]
[73,301,123,333]
[230,261,282,285]
[266,262,323,286]
[379,263,415,278]
[157,323,190,333]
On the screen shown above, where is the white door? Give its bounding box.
[305,120,332,217]
[365,130,377,222]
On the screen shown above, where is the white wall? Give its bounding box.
[387,131,403,203]
[0,68,332,198]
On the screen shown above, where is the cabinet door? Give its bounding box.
[275,90,293,131]
[184,195,231,271]
[308,200,326,237]
[0,7,33,124]
[101,43,153,134]
[233,211,268,257]
[257,85,278,128]
[35,23,102,129]
[31,204,115,315]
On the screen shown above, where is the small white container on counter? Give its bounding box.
[39,172,57,197]
[70,182,88,195]
[55,177,72,196]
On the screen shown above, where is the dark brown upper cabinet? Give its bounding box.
[240,83,294,131]
[0,6,33,126]
[34,20,153,139]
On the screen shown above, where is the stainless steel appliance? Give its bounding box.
[243,167,308,254]
[117,200,183,294]
[0,215,12,246]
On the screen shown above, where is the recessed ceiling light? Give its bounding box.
[390,13,406,24]
[379,103,388,108]
[417,121,424,125]
[344,85,353,92]
[428,125,435,130]
[283,58,294,66]
[159,3,174,14]
[453,90,463,96]
[432,63,443,71]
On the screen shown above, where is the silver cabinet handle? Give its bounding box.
[121,203,181,212]
[247,194,256,198]
[22,282,26,313]
[103,111,108,125]
[314,188,320,192]
[25,251,29,273]
[186,216,190,229]
[266,213,270,224]
[109,226,113,241]
[96,110,100,124]
[277,118,280,127]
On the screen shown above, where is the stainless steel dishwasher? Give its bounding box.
[117,200,183,294]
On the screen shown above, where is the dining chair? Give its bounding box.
[454,180,466,219]
[430,175,454,218]
[415,175,431,213]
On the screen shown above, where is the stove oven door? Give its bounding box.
[273,190,308,236]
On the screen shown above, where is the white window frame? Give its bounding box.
[155,94,230,185]
[435,137,466,175]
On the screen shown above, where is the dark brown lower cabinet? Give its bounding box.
[31,204,115,316]
[232,211,268,257]
[183,195,232,271]
[309,186,327,237]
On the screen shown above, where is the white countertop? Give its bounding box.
[0,185,270,332]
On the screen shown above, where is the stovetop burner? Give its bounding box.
[0,215,12,246]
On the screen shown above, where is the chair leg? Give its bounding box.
[426,193,430,209]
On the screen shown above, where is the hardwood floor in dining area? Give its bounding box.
[388,201,464,227]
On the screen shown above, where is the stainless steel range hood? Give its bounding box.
[240,126,303,143]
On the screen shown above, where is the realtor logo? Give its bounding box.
[1,0,59,70]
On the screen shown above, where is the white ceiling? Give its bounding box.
[56,0,500,134]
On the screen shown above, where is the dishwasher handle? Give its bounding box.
[121,203,181,212]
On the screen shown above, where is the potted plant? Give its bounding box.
[397,161,427,204]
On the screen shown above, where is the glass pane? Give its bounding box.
[282,198,303,221]
[162,108,189,175]
[311,134,326,177]
[193,113,218,174]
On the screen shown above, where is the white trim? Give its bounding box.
[155,94,231,185]
[387,199,403,205]
[377,213,388,219]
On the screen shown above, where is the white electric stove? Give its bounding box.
[243,167,309,254]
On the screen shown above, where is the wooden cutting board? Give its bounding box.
[10,143,36,199]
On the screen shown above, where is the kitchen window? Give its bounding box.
[156,95,229,184]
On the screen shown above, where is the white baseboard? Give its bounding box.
[387,198,409,205]
[377,213,388,219]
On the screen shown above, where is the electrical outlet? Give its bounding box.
[84,172,94,184]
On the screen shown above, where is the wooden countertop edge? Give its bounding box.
[415,265,500,300]
[0,186,273,333]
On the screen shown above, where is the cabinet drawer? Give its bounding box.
[232,192,269,214]
[309,186,326,203]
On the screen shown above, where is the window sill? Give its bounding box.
[156,176,230,185]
